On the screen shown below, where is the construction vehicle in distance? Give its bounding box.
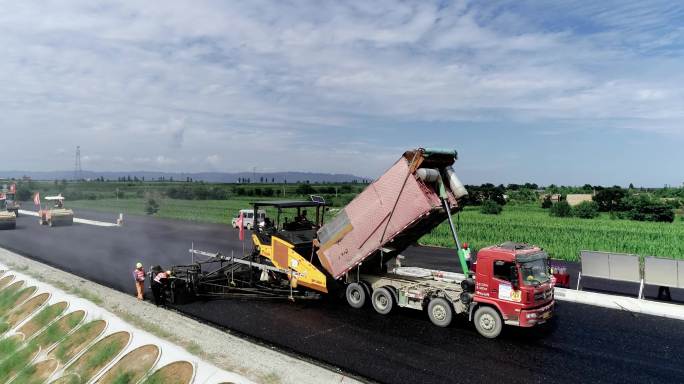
[38,195,74,226]
[0,195,16,230]
[170,148,555,338]
[1,183,20,217]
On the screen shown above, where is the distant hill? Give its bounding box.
[0,170,368,183]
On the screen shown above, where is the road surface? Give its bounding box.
[1,210,683,384]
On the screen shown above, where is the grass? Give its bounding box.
[140,364,192,384]
[112,371,136,384]
[0,286,34,317]
[0,336,21,358]
[69,198,263,225]
[33,302,65,328]
[11,363,39,384]
[112,310,207,358]
[84,338,123,374]
[53,320,103,363]
[261,372,283,384]
[33,311,85,349]
[68,198,684,262]
[184,341,202,356]
[420,204,684,261]
[140,373,167,384]
[0,341,38,382]
[50,281,104,305]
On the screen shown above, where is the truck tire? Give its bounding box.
[346,283,366,309]
[474,306,503,339]
[427,297,453,327]
[371,287,394,315]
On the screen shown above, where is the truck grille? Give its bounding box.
[534,289,552,302]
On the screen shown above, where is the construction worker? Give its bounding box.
[458,242,472,271]
[152,269,171,307]
[133,262,145,300]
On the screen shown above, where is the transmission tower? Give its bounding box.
[74,146,82,180]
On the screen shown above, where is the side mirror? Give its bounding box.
[510,266,519,289]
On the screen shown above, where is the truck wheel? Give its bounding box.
[427,297,453,327]
[474,306,503,339]
[371,287,394,315]
[346,283,366,309]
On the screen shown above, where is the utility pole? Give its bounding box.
[74,146,82,180]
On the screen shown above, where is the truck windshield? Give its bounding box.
[518,254,550,286]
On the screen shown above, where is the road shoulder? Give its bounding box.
[0,246,361,384]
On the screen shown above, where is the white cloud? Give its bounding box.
[0,1,682,177]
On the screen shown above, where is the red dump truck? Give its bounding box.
[314,148,554,337]
[174,148,555,338]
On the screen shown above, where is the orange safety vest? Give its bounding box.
[153,272,169,284]
[133,268,145,282]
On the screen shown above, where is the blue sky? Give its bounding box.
[0,1,682,186]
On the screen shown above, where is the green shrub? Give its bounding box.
[145,199,159,215]
[480,200,503,215]
[549,201,572,217]
[622,195,675,223]
[572,201,600,219]
[541,196,552,209]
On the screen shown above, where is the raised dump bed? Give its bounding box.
[317,148,466,278]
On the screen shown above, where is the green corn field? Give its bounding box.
[420,204,684,261]
[67,198,683,262]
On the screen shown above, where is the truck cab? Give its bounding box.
[471,242,554,336]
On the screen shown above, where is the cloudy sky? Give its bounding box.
[1,1,682,186]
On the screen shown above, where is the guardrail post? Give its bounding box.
[638,279,644,300]
[576,271,582,291]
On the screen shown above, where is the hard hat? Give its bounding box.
[463,242,469,248]
[136,262,143,268]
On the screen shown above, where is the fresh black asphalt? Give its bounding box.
[1,210,683,384]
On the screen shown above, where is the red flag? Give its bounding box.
[33,192,40,207]
[237,211,245,241]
